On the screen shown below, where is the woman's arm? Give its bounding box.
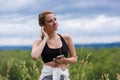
[31,27,49,60]
[62,34,77,64]
[31,37,47,60]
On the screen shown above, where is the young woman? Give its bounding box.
[31,10,77,80]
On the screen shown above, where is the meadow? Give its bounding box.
[0,47,120,80]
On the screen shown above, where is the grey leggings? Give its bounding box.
[42,75,64,80]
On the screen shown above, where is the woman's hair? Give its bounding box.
[38,10,54,26]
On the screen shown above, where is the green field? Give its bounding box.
[0,47,120,80]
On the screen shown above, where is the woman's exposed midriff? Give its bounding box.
[45,61,67,71]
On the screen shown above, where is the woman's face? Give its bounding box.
[44,14,58,32]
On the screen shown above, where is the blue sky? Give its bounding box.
[0,0,120,46]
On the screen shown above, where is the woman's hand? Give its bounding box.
[41,26,49,40]
[53,55,67,70]
[53,55,65,64]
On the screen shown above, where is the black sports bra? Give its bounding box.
[41,34,68,63]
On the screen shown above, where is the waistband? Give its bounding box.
[39,65,70,80]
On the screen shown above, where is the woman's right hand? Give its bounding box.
[41,26,49,40]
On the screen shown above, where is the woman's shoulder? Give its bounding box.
[32,39,42,46]
[60,34,71,40]
[60,34,72,44]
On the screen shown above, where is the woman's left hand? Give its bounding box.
[53,55,65,64]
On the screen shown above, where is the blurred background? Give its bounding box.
[0,0,120,46]
[0,0,120,80]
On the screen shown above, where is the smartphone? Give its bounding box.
[56,55,64,59]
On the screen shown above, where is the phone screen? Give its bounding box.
[56,55,64,59]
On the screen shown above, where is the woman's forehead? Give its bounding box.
[45,14,56,20]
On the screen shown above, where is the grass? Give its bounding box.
[0,47,120,80]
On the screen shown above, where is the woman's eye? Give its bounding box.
[48,20,52,23]
[47,18,57,23]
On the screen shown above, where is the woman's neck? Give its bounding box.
[47,31,58,39]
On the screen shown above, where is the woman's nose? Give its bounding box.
[53,20,57,24]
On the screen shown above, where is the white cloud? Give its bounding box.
[0,14,120,45]
[0,37,34,46]
[73,35,120,44]
[0,14,40,46]
[0,0,35,11]
[59,14,120,36]
[72,0,120,9]
[0,0,120,46]
[58,14,120,44]
[0,14,40,38]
